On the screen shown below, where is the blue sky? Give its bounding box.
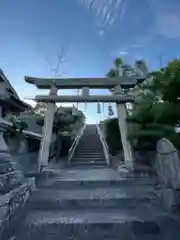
[1,0,180,123]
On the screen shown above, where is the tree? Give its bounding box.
[32,102,49,116]
[17,103,85,138]
[128,59,180,150]
[151,59,180,103]
[105,57,150,150]
[105,57,180,153]
[107,57,148,79]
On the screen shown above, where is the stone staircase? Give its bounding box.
[70,125,107,168]
[0,151,34,240]
[5,125,180,239]
[11,167,180,240]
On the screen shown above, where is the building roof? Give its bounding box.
[0,69,20,99]
[0,69,31,110]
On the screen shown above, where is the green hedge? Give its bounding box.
[103,118,122,155]
[102,118,180,152]
[128,123,180,150]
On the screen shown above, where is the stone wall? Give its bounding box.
[0,118,38,238]
[4,134,39,173]
[155,138,180,209]
[0,179,34,239]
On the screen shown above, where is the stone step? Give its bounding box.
[70,163,107,167]
[74,154,105,158]
[35,168,159,187]
[78,139,101,142]
[70,159,107,166]
[13,208,180,240]
[79,136,100,139]
[75,151,104,155]
[70,162,107,165]
[73,158,105,162]
[76,148,103,154]
[78,141,101,144]
[28,187,159,211]
[69,165,109,169]
[71,156,106,160]
[77,142,102,144]
[72,156,106,159]
[76,147,102,150]
[0,171,24,194]
[69,166,110,170]
[70,165,108,169]
[70,164,107,168]
[81,139,100,141]
[76,148,103,151]
[74,150,103,154]
[71,158,106,162]
[78,140,101,143]
[37,176,159,189]
[77,142,102,145]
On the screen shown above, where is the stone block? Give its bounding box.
[155,138,180,190]
[0,171,24,193]
[0,182,32,239]
[155,138,180,208]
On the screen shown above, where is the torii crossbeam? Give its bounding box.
[25,76,146,89]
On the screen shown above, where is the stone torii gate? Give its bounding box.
[25,76,146,171]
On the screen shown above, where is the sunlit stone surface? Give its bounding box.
[2,126,180,239]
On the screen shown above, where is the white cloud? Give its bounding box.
[156,12,180,39]
[78,0,127,33]
[130,44,143,48]
[24,99,37,107]
[24,99,75,108]
[119,4,126,21]
[148,0,180,39]
[57,103,74,108]
[119,51,129,55]
[129,0,180,48]
[132,31,155,49]
[99,29,104,35]
[111,49,129,58]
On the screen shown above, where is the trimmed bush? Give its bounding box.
[103,118,122,155]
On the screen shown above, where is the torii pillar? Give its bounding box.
[114,85,134,170]
[38,83,57,172]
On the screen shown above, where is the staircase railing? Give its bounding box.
[96,123,111,166]
[68,124,86,163]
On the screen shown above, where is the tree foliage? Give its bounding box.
[104,57,180,152]
[106,57,148,79]
[151,59,180,103]
[18,103,85,138]
[128,59,180,150]
[32,102,49,116]
[102,118,122,155]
